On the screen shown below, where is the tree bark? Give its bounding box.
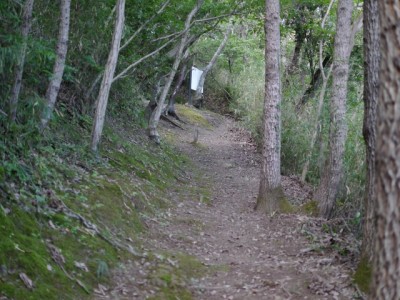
[372,1,400,298]
[255,0,284,213]
[9,0,34,122]
[314,0,353,218]
[193,25,231,105]
[40,0,71,129]
[286,30,304,76]
[360,0,379,266]
[90,0,125,152]
[166,62,188,117]
[296,54,331,110]
[147,0,204,142]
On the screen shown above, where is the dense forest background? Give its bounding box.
[1,0,365,216]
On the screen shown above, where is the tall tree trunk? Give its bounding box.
[360,0,379,266]
[40,0,71,129]
[90,0,125,152]
[314,0,353,218]
[372,1,400,298]
[9,0,34,122]
[255,0,284,213]
[147,0,204,142]
[193,25,231,105]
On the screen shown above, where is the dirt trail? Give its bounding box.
[101,110,359,299]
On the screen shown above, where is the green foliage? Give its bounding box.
[198,4,365,220]
[0,100,193,299]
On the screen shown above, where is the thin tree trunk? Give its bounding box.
[84,71,103,104]
[40,0,71,129]
[90,0,125,152]
[301,65,332,182]
[167,62,188,116]
[9,0,34,122]
[372,1,400,298]
[255,0,284,213]
[296,54,331,110]
[147,0,204,142]
[301,0,335,182]
[314,0,353,218]
[194,24,231,104]
[287,31,303,76]
[360,0,379,266]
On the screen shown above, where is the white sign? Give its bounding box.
[191,67,203,93]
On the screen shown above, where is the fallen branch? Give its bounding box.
[47,242,90,294]
[161,114,185,130]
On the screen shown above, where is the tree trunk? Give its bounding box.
[193,25,231,105]
[255,0,284,213]
[314,0,353,218]
[167,63,188,117]
[9,0,34,122]
[301,65,332,182]
[360,0,379,266]
[286,30,303,76]
[40,0,71,129]
[296,54,331,110]
[301,0,335,182]
[147,0,204,142]
[90,0,125,152]
[372,2,400,298]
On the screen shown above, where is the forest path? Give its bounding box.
[103,108,359,299]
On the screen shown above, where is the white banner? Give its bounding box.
[191,67,203,93]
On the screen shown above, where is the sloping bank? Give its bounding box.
[0,105,210,299]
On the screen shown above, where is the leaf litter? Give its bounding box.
[95,111,362,299]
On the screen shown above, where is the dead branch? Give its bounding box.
[161,114,185,130]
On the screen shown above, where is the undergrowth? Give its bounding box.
[0,109,193,299]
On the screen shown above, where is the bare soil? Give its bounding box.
[96,109,361,300]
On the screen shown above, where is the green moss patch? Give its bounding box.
[353,257,372,294]
[255,186,293,214]
[299,200,319,216]
[176,104,212,129]
[0,112,194,299]
[0,205,116,300]
[148,253,208,300]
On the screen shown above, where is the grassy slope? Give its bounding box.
[0,108,208,299]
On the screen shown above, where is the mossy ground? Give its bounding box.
[147,252,227,300]
[175,104,212,129]
[255,186,294,214]
[299,200,319,216]
[353,257,372,294]
[0,113,196,299]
